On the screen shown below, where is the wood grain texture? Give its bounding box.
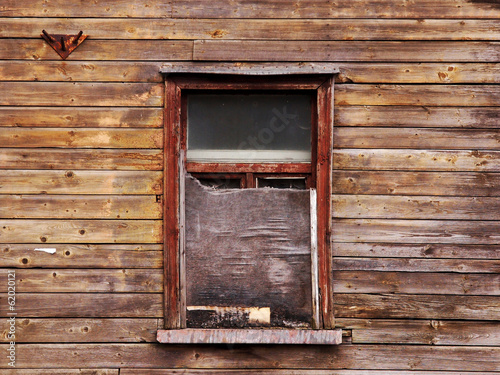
[0,371,118,375]
[335,294,500,320]
[0,343,498,370]
[333,243,500,260]
[332,219,500,244]
[0,170,162,195]
[0,244,163,269]
[0,107,163,128]
[0,219,162,243]
[0,83,163,107]
[1,318,159,342]
[2,18,500,40]
[0,149,162,170]
[333,149,500,172]
[333,271,500,294]
[0,269,163,292]
[121,371,500,375]
[194,40,500,62]
[332,171,500,196]
[335,106,500,128]
[0,294,163,317]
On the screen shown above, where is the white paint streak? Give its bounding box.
[34,248,56,254]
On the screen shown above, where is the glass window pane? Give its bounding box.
[257,178,307,189]
[187,93,313,162]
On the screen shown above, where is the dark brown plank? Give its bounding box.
[335,106,500,128]
[0,244,163,269]
[0,149,162,170]
[0,219,162,243]
[4,318,158,342]
[121,371,500,375]
[0,269,162,292]
[0,83,163,107]
[0,40,193,61]
[0,195,161,219]
[0,294,162,317]
[333,258,500,273]
[194,40,500,62]
[0,371,118,375]
[0,170,162,195]
[172,0,500,19]
[333,194,500,220]
[336,319,500,346]
[333,149,500,172]
[335,128,500,150]
[335,294,500,320]
[332,219,500,244]
[3,18,500,40]
[333,271,500,294]
[1,343,499,371]
[332,171,500,196]
[0,107,163,128]
[333,243,500,260]
[336,84,500,106]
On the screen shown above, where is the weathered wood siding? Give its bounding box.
[1,0,499,373]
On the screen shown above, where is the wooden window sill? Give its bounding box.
[157,329,342,345]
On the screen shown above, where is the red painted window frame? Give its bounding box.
[163,74,335,329]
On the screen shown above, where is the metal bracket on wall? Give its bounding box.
[41,30,87,60]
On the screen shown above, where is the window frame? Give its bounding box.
[163,73,335,331]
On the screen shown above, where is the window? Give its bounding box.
[159,64,340,344]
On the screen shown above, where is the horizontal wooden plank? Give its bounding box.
[335,106,500,128]
[0,170,162,195]
[0,195,161,219]
[0,244,163,268]
[0,219,162,243]
[333,195,500,220]
[194,40,500,62]
[0,83,163,107]
[332,171,500,196]
[335,128,500,150]
[1,0,170,17]
[332,219,500,244]
[0,40,193,61]
[0,61,163,82]
[0,371,118,375]
[336,84,500,106]
[1,318,158,343]
[0,107,163,127]
[333,243,500,260]
[0,343,499,370]
[335,294,500,320]
[333,149,500,172]
[2,18,500,41]
[121,371,500,375]
[333,258,500,274]
[0,149,163,170]
[172,0,500,19]
[0,293,162,317]
[1,269,162,292]
[336,319,500,346]
[333,271,500,294]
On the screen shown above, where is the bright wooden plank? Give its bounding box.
[3,318,159,342]
[333,149,500,172]
[2,18,500,40]
[333,271,500,294]
[0,149,163,170]
[332,171,500,196]
[0,294,162,317]
[0,371,118,375]
[0,244,163,268]
[0,107,163,128]
[0,83,163,107]
[335,106,500,128]
[0,170,162,195]
[0,219,162,243]
[332,219,500,244]
[0,269,162,292]
[194,40,500,62]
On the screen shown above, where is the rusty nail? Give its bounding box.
[60,37,66,51]
[42,30,55,42]
[73,31,83,44]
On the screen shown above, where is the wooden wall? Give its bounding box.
[1,0,499,373]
